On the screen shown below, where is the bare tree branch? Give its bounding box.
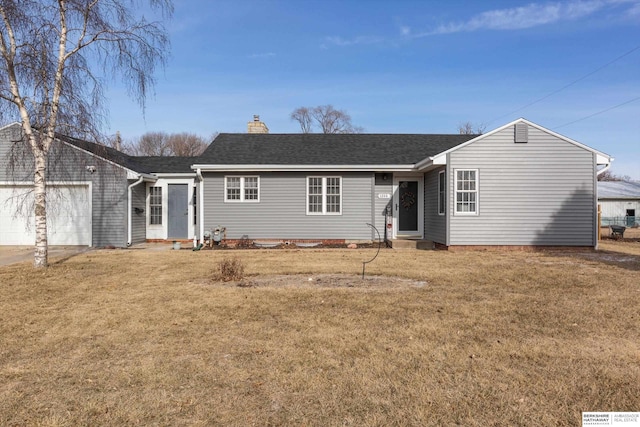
[0,0,173,267]
[458,121,486,135]
[291,104,363,134]
[124,131,209,156]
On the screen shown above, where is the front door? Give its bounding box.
[394,177,423,237]
[168,184,188,238]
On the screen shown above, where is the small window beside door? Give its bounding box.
[149,186,162,225]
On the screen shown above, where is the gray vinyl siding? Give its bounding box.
[130,182,146,244]
[424,167,446,244]
[203,171,374,240]
[374,173,392,239]
[448,125,596,246]
[0,123,130,247]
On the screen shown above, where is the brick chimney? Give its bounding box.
[247,115,269,133]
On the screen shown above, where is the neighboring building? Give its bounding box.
[598,181,640,227]
[0,118,613,249]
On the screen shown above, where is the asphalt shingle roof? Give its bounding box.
[57,134,195,174]
[58,132,481,173]
[130,156,196,174]
[598,181,640,199]
[198,133,479,165]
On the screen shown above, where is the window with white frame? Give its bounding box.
[455,169,478,214]
[225,176,259,202]
[307,176,341,215]
[149,186,162,225]
[438,170,446,215]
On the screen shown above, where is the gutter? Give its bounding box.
[190,164,417,172]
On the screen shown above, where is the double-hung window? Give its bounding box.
[149,186,162,225]
[455,169,478,215]
[225,176,259,202]
[307,176,341,215]
[438,170,446,215]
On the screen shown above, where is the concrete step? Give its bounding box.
[391,239,435,250]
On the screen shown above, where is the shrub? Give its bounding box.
[218,257,245,281]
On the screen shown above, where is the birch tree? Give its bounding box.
[0,0,172,267]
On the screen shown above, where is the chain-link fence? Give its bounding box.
[601,216,638,227]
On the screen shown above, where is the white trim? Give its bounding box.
[392,174,424,238]
[306,176,342,216]
[224,175,260,203]
[145,178,196,240]
[148,185,163,226]
[193,164,416,172]
[416,118,613,170]
[1,123,156,181]
[454,169,479,216]
[153,173,197,177]
[0,181,93,246]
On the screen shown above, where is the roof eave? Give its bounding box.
[191,164,418,172]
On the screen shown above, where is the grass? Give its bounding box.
[1,242,639,426]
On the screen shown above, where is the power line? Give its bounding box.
[484,43,640,126]
[554,96,640,129]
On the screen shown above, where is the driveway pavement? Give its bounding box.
[0,246,93,267]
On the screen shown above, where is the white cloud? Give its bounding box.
[248,52,276,59]
[406,0,639,37]
[322,35,385,48]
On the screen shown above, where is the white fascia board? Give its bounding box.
[414,117,613,168]
[416,154,447,171]
[2,122,159,180]
[0,122,20,132]
[521,119,613,164]
[152,173,197,178]
[191,164,417,172]
[596,153,613,166]
[53,136,143,178]
[0,180,92,186]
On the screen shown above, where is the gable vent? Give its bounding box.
[514,122,528,143]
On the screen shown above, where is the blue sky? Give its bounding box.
[105,0,640,179]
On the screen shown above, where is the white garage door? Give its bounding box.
[0,185,92,246]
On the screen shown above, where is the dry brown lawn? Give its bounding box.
[1,242,639,426]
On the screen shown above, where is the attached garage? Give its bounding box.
[0,184,92,246]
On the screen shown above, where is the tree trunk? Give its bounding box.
[33,152,48,268]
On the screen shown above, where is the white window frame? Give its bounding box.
[224,176,260,203]
[454,169,479,215]
[306,176,342,215]
[149,186,163,225]
[438,170,445,216]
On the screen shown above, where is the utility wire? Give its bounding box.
[554,96,640,129]
[484,43,640,126]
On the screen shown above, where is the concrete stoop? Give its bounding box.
[391,239,435,250]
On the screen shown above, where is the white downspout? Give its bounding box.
[196,168,204,240]
[127,176,145,246]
